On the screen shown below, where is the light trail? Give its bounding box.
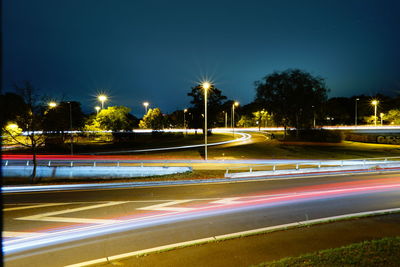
[4,178,400,254]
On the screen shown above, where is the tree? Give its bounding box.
[0,92,27,128]
[237,115,253,127]
[187,84,227,132]
[139,108,164,130]
[2,81,45,183]
[43,101,85,142]
[85,106,136,131]
[253,110,272,130]
[255,69,328,137]
[385,109,400,125]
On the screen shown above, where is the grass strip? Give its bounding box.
[256,236,400,267]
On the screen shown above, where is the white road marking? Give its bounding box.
[65,208,400,267]
[2,231,48,238]
[3,203,69,211]
[137,200,195,212]
[16,201,126,224]
[211,197,243,205]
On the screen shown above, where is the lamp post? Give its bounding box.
[380,113,384,126]
[95,106,100,114]
[67,102,73,155]
[232,101,239,136]
[143,102,149,114]
[184,108,187,134]
[223,111,227,128]
[202,82,211,161]
[371,100,378,126]
[98,94,107,109]
[355,98,359,126]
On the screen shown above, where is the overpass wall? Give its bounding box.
[2,166,192,179]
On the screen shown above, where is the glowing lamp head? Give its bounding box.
[143,102,149,107]
[234,101,239,107]
[7,123,18,129]
[371,100,378,106]
[48,101,57,108]
[184,109,188,112]
[98,95,107,102]
[202,82,211,90]
[95,106,101,112]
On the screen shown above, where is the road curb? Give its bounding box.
[65,208,400,267]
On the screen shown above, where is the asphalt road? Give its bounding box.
[3,172,400,266]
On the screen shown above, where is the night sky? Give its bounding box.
[3,0,400,116]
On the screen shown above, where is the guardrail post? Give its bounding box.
[141,162,144,167]
[48,161,51,167]
[273,165,276,172]
[296,164,299,170]
[363,159,366,167]
[93,161,96,167]
[341,160,343,167]
[318,161,321,168]
[71,161,73,167]
[226,168,229,174]
[5,160,8,166]
[117,162,120,167]
[250,167,252,173]
[26,161,29,166]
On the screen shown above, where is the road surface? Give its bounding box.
[3,172,400,266]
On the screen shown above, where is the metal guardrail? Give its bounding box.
[3,157,400,174]
[224,156,400,175]
[2,160,169,168]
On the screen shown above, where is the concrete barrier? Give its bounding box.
[2,166,192,179]
[225,163,400,179]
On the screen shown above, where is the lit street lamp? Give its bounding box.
[355,98,359,126]
[98,94,108,109]
[143,102,149,114]
[371,100,378,126]
[223,111,228,128]
[48,101,57,108]
[67,102,73,155]
[184,108,188,134]
[202,81,211,161]
[95,106,101,114]
[232,101,239,135]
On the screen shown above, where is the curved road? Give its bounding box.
[4,172,400,266]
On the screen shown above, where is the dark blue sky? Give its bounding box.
[3,0,400,116]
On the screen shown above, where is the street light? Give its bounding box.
[355,98,359,126]
[67,102,73,155]
[98,94,108,109]
[232,101,239,136]
[371,100,378,126]
[184,109,188,134]
[48,101,57,108]
[95,106,101,114]
[223,111,228,128]
[143,102,149,114]
[202,81,211,161]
